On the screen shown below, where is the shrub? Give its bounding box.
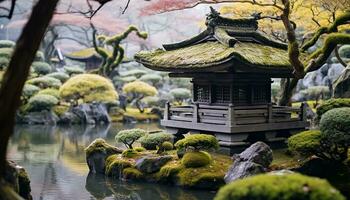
[161,141,174,151]
[0,40,15,48]
[35,51,45,61]
[214,173,345,200]
[27,76,62,89]
[59,74,118,104]
[175,134,219,151]
[31,62,52,75]
[288,130,321,156]
[115,128,147,149]
[120,69,147,78]
[138,132,173,150]
[169,88,191,104]
[22,84,40,100]
[26,94,59,112]
[0,48,13,59]
[316,98,350,120]
[133,147,146,152]
[141,96,160,107]
[38,88,60,99]
[0,57,9,69]
[63,65,85,75]
[181,151,212,168]
[319,108,350,161]
[113,76,137,85]
[45,72,70,83]
[122,149,139,158]
[139,74,162,85]
[339,45,350,58]
[123,80,158,97]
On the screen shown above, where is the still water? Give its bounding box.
[7,124,217,200]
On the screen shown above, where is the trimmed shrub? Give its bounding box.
[169,88,191,104]
[161,141,174,151]
[0,57,9,69]
[141,96,160,107]
[316,98,350,120]
[0,48,12,59]
[59,74,118,104]
[31,62,52,75]
[113,76,137,85]
[122,149,139,158]
[175,134,219,151]
[63,65,85,75]
[288,130,321,156]
[0,40,15,48]
[138,132,173,150]
[133,147,146,152]
[35,51,45,62]
[139,74,162,85]
[115,128,147,149]
[45,72,70,83]
[22,84,40,100]
[214,173,345,200]
[339,45,350,58]
[181,151,212,168]
[123,80,158,97]
[319,107,350,161]
[27,76,62,89]
[26,94,59,112]
[38,88,60,99]
[120,69,147,78]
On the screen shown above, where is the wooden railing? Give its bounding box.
[164,102,307,127]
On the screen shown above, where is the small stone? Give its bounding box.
[237,141,273,168]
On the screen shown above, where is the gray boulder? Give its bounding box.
[224,142,273,183]
[135,155,173,174]
[16,110,58,125]
[333,65,350,98]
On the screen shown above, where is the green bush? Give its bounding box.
[113,76,137,85]
[139,74,162,85]
[37,88,60,99]
[0,57,9,69]
[138,132,173,150]
[0,48,12,59]
[181,151,212,168]
[120,69,147,78]
[319,108,350,161]
[26,94,59,112]
[0,40,15,48]
[175,134,219,151]
[45,72,70,83]
[27,76,62,89]
[141,96,160,107]
[31,62,52,75]
[215,173,345,200]
[161,141,174,151]
[35,51,45,62]
[339,45,350,58]
[133,147,146,152]
[316,98,350,120]
[122,149,139,158]
[22,84,40,100]
[288,130,321,156]
[59,74,118,104]
[63,65,85,75]
[169,88,191,104]
[115,128,147,149]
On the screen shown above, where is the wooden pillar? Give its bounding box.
[267,103,273,123]
[227,104,235,127]
[164,102,170,120]
[193,102,199,123]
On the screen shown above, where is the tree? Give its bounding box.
[92,25,148,76]
[141,0,350,105]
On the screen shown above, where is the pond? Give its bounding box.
[7,124,217,200]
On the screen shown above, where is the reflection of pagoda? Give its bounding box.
[135,8,309,146]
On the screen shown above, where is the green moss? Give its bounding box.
[122,149,139,158]
[288,130,321,157]
[135,41,293,70]
[105,155,133,177]
[37,88,60,99]
[133,147,146,152]
[316,98,350,121]
[85,138,121,158]
[156,161,183,182]
[122,167,143,180]
[181,151,212,168]
[214,173,345,200]
[52,105,69,116]
[175,134,219,151]
[139,132,173,150]
[161,141,174,151]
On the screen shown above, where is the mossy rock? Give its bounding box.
[105,155,133,178]
[122,167,143,180]
[214,173,345,200]
[288,130,321,157]
[175,134,219,151]
[181,151,212,168]
[85,138,122,158]
[122,149,139,158]
[156,161,183,182]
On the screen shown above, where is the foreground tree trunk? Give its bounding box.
[0,0,59,182]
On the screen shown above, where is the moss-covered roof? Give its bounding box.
[135,41,292,72]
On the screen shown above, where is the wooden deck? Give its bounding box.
[162,103,309,138]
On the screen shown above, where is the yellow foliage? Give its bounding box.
[59,74,118,103]
[122,80,158,96]
[124,107,159,121]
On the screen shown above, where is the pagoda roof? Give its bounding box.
[135,7,297,76]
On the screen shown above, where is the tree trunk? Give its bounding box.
[0,0,59,178]
[279,78,298,106]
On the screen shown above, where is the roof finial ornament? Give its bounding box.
[206,6,221,29]
[209,6,220,17]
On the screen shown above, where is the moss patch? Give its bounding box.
[85,138,122,158]
[122,167,143,180]
[181,151,212,168]
[124,107,159,121]
[105,155,134,177]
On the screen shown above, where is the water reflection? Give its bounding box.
[7,124,216,200]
